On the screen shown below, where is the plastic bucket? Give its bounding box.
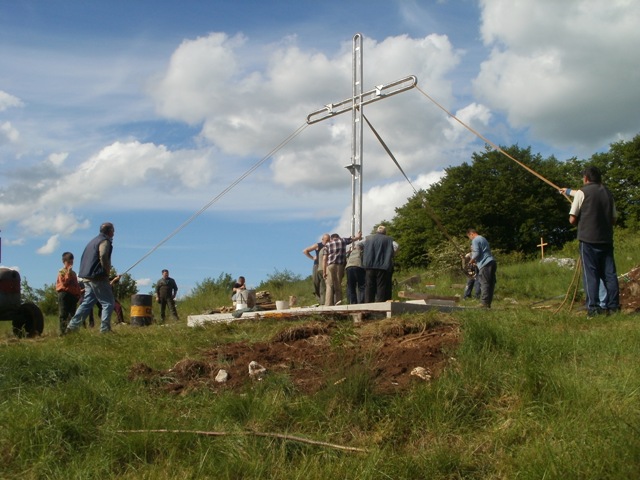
[275,300,289,310]
[130,294,153,326]
[236,289,256,308]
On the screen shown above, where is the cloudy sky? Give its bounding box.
[1,0,639,297]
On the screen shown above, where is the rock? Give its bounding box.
[248,361,267,380]
[541,257,576,269]
[215,369,229,383]
[410,366,432,381]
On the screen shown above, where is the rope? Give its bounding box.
[121,122,309,275]
[553,256,582,314]
[414,85,571,203]
[362,113,466,256]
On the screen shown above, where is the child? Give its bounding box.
[56,252,81,335]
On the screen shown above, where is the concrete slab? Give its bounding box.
[187,301,465,327]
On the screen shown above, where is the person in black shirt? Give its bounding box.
[155,269,179,322]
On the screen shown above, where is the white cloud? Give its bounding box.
[136,277,151,287]
[48,152,68,166]
[36,234,60,255]
[474,0,640,150]
[0,121,20,144]
[0,91,23,111]
[8,16,637,264]
[333,170,445,236]
[0,141,217,238]
[0,31,480,256]
[2,237,25,246]
[444,102,492,143]
[151,33,467,192]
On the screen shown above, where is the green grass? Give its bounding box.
[1,232,639,479]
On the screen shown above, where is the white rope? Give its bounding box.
[122,122,309,274]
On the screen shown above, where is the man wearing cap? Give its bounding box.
[362,225,398,302]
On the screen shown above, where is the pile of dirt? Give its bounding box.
[128,267,639,397]
[128,318,461,396]
[620,265,640,312]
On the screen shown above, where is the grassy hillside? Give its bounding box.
[1,231,639,479]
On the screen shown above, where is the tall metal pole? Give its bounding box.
[351,33,363,236]
[306,33,417,236]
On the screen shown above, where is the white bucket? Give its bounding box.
[236,303,248,311]
[236,289,256,308]
[275,300,289,310]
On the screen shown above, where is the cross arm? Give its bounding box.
[306,75,418,125]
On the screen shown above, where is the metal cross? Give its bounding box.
[306,33,417,236]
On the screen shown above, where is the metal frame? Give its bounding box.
[306,33,417,235]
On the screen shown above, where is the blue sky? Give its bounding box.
[1,0,639,296]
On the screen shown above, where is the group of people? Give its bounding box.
[302,223,497,309]
[56,165,618,333]
[57,222,120,334]
[301,165,618,317]
[56,222,180,335]
[303,225,398,306]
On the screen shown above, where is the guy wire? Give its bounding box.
[362,112,466,256]
[122,122,309,275]
[414,85,571,203]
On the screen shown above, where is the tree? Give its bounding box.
[588,134,640,230]
[186,272,234,299]
[20,276,40,304]
[388,193,440,270]
[258,269,302,290]
[111,270,138,301]
[35,283,58,316]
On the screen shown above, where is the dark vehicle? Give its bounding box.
[0,267,44,337]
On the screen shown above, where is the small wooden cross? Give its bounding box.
[537,237,548,258]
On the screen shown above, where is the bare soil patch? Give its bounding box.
[129,317,461,396]
[620,265,640,313]
[128,267,640,397]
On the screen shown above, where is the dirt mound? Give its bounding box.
[127,268,640,397]
[620,266,640,313]
[129,318,461,396]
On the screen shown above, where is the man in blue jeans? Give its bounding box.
[466,228,496,308]
[567,166,620,316]
[66,222,120,334]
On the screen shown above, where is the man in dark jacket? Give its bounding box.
[66,222,119,334]
[362,225,397,302]
[156,269,179,322]
[568,166,620,316]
